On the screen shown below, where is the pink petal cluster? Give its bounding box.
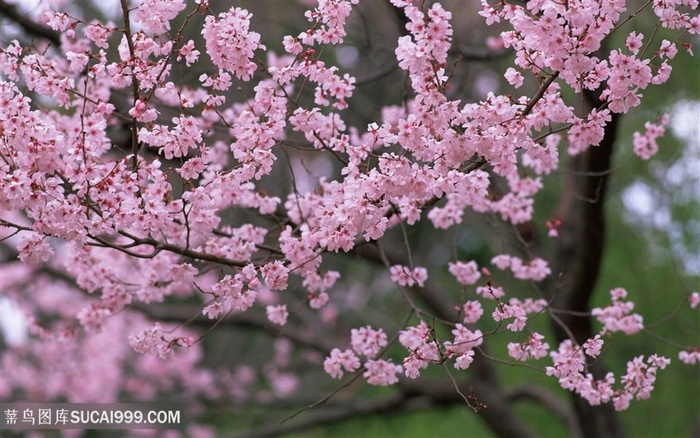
[0,0,696,419]
[363,359,403,386]
[445,324,483,370]
[399,321,440,378]
[202,7,264,81]
[491,254,551,281]
[351,326,387,359]
[632,114,670,160]
[507,332,549,361]
[448,260,481,286]
[389,265,428,287]
[323,348,361,379]
[592,288,644,335]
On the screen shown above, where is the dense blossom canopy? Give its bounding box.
[0,0,698,435]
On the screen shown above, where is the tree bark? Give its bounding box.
[542,93,624,437]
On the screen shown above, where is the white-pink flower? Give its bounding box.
[351,326,387,358]
[449,261,481,286]
[689,292,700,310]
[363,359,402,386]
[462,300,483,324]
[266,305,289,326]
[202,7,264,81]
[504,67,524,88]
[17,233,54,265]
[389,265,428,287]
[583,335,604,358]
[324,348,360,379]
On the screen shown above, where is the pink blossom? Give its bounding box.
[351,326,387,358]
[504,67,524,88]
[261,261,289,291]
[202,301,224,319]
[633,115,669,160]
[43,11,71,31]
[583,335,604,358]
[389,265,428,287]
[493,302,528,332]
[309,292,329,310]
[399,321,439,378]
[17,233,54,265]
[462,300,483,324]
[510,257,551,281]
[454,350,475,370]
[491,254,512,270]
[77,304,111,332]
[403,353,429,378]
[689,292,700,309]
[449,260,481,286]
[507,332,549,361]
[658,40,678,59]
[0,0,695,420]
[324,348,361,379]
[625,32,643,55]
[282,36,303,55]
[202,7,264,81]
[446,324,483,355]
[212,275,257,313]
[178,40,200,67]
[678,349,700,365]
[592,288,644,335]
[266,305,289,326]
[129,324,179,360]
[84,21,114,49]
[363,359,402,386]
[475,284,505,300]
[134,0,185,34]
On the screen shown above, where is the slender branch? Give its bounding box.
[0,0,60,45]
[133,303,336,353]
[450,45,512,61]
[119,0,141,169]
[521,71,560,117]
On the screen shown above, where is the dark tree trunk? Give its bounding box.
[542,92,625,438]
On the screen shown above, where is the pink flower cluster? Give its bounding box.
[129,324,190,361]
[389,265,428,287]
[448,260,481,285]
[399,321,440,378]
[445,324,484,370]
[592,288,644,335]
[323,348,361,379]
[493,298,547,332]
[507,332,549,361]
[202,268,259,319]
[491,254,551,281]
[351,326,387,359]
[546,339,671,409]
[134,0,185,34]
[324,326,402,386]
[633,114,670,160]
[17,233,54,265]
[303,0,359,45]
[0,0,697,418]
[202,7,264,81]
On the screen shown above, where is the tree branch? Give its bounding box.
[0,0,60,46]
[132,302,336,354]
[540,86,624,437]
[450,45,512,61]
